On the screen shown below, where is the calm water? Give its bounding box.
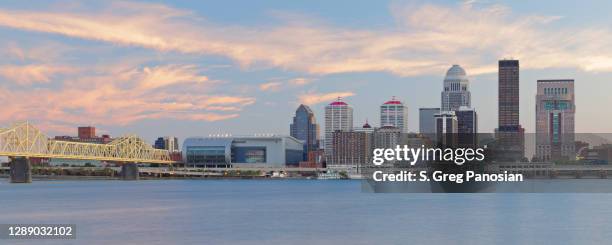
[1,179,612,245]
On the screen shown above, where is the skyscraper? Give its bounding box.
[290,104,320,161]
[495,60,525,161]
[380,97,409,133]
[535,79,575,161]
[441,65,471,111]
[498,60,520,127]
[419,108,440,134]
[324,98,353,157]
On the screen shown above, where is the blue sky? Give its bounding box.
[1,0,612,143]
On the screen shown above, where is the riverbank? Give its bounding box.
[0,167,327,180]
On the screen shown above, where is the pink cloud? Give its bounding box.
[0,64,76,85]
[288,77,312,86]
[259,82,282,91]
[138,65,209,90]
[0,62,254,134]
[298,91,355,105]
[1,2,609,76]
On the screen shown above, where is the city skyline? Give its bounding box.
[3,0,612,144]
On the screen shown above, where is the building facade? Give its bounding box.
[495,60,525,161]
[78,126,96,139]
[165,136,179,152]
[419,108,440,135]
[535,79,575,161]
[324,98,353,157]
[330,129,372,167]
[290,104,320,161]
[373,125,401,150]
[154,136,179,152]
[154,137,165,149]
[498,60,520,127]
[182,135,303,168]
[441,65,471,111]
[455,107,478,146]
[380,97,409,133]
[435,111,458,146]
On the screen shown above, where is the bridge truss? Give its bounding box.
[0,122,177,164]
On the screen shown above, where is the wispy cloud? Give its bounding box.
[0,64,76,85]
[288,77,312,86]
[259,82,282,92]
[2,1,611,77]
[298,91,355,105]
[0,60,254,131]
[137,65,209,90]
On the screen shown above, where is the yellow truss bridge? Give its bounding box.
[0,122,177,164]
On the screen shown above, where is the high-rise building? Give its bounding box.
[441,65,471,111]
[456,107,478,146]
[290,104,320,160]
[380,97,408,133]
[435,111,458,146]
[324,98,353,156]
[330,123,372,166]
[165,136,180,152]
[78,126,96,139]
[154,136,179,152]
[498,60,520,127]
[535,79,575,161]
[495,60,525,161]
[154,137,165,149]
[419,108,440,134]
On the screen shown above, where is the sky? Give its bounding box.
[1,0,612,144]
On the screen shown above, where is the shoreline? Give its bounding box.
[0,174,326,181]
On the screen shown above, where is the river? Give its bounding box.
[1,179,611,244]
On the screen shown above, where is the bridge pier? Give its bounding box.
[121,163,139,180]
[9,157,32,183]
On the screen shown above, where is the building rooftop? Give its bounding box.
[445,64,467,80]
[537,79,574,83]
[362,120,371,128]
[329,97,348,106]
[383,96,402,105]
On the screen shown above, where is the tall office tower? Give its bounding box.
[419,108,440,134]
[290,104,321,161]
[498,60,520,127]
[380,97,409,133]
[496,60,525,161]
[456,107,478,146]
[535,80,575,162]
[78,126,96,139]
[324,98,353,157]
[435,111,458,146]
[441,65,471,111]
[330,123,373,167]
